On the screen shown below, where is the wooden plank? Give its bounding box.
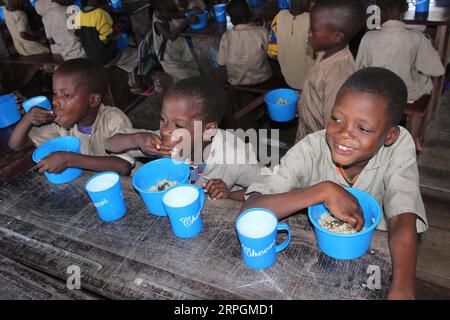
[0,169,394,299]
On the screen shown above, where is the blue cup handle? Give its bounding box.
[275,223,291,253]
[193,184,205,210]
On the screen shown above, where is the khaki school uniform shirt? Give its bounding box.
[272,10,315,90]
[356,20,445,103]
[29,104,135,165]
[246,127,428,233]
[120,128,271,189]
[296,46,356,142]
[217,23,273,85]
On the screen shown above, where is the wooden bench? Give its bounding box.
[404,94,431,152]
[0,53,63,90]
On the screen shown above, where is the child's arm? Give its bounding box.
[105,132,173,157]
[241,181,365,230]
[203,179,246,201]
[387,212,417,300]
[36,152,132,176]
[154,15,198,41]
[8,108,56,151]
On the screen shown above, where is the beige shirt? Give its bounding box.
[217,23,273,85]
[246,127,428,233]
[356,20,445,103]
[29,104,134,165]
[3,8,50,56]
[273,11,315,90]
[120,128,271,189]
[296,46,356,142]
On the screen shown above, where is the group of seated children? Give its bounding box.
[8,0,446,301]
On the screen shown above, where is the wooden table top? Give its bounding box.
[0,169,392,299]
[403,0,450,26]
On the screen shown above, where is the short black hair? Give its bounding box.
[337,67,407,126]
[55,58,108,98]
[227,0,251,25]
[166,76,226,124]
[376,0,409,14]
[313,0,366,40]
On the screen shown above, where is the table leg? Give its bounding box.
[420,24,449,144]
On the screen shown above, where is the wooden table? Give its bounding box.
[403,0,450,146]
[0,169,392,299]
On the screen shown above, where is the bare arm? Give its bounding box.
[105,133,144,153]
[387,212,418,300]
[229,188,247,202]
[154,16,195,41]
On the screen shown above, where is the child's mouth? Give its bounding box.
[334,143,358,155]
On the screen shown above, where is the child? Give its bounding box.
[242,67,428,300]
[295,0,365,142]
[267,0,315,90]
[34,0,86,61]
[3,0,50,56]
[106,76,270,201]
[356,0,445,103]
[152,0,201,82]
[8,58,134,176]
[217,0,273,86]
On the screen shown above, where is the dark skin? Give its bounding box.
[308,5,348,59]
[8,70,132,176]
[106,94,245,201]
[290,0,311,16]
[242,90,418,300]
[379,2,409,24]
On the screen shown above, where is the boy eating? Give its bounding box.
[242,68,428,300]
[9,58,134,176]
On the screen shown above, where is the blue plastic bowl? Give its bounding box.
[0,94,21,128]
[308,188,382,260]
[132,158,190,216]
[22,96,52,112]
[278,0,291,9]
[264,88,299,122]
[0,6,5,22]
[32,136,84,184]
[115,32,129,49]
[186,10,208,30]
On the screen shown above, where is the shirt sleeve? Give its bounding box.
[415,34,445,77]
[16,11,29,33]
[29,124,62,147]
[95,9,114,42]
[383,131,428,233]
[355,35,369,69]
[216,33,228,66]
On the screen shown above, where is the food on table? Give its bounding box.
[149,179,178,192]
[276,98,288,104]
[318,212,360,234]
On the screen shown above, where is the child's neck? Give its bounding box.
[78,106,100,127]
[323,43,347,59]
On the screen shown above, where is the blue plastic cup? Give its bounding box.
[132,158,190,216]
[0,94,21,129]
[264,88,299,122]
[308,188,382,260]
[29,0,36,7]
[213,4,226,23]
[73,0,82,8]
[278,0,291,9]
[186,10,208,30]
[32,136,84,184]
[236,208,291,269]
[249,0,262,7]
[413,0,430,13]
[0,6,5,22]
[108,0,122,9]
[85,172,127,222]
[163,184,205,238]
[22,96,52,113]
[115,32,129,49]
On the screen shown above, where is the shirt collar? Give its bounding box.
[382,20,407,30]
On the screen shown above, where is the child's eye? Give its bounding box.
[359,126,371,133]
[331,116,343,123]
[175,124,184,129]
[64,93,73,98]
[160,116,166,122]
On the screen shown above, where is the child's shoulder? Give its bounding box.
[97,104,130,124]
[378,127,417,163]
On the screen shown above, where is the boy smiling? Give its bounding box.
[242,68,428,299]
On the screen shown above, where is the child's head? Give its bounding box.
[309,0,365,52]
[159,76,226,153]
[326,67,407,169]
[377,0,409,22]
[227,0,251,25]
[290,0,312,14]
[52,58,107,129]
[7,0,27,10]
[153,0,179,16]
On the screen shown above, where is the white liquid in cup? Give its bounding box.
[163,186,199,208]
[237,210,277,239]
[86,173,119,192]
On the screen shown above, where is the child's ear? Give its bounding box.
[89,93,102,108]
[203,121,218,140]
[332,31,345,44]
[384,126,400,147]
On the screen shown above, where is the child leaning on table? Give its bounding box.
[241,68,428,300]
[8,58,135,176]
[105,76,270,201]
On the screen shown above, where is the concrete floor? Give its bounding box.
[126,89,450,299]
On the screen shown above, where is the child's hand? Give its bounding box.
[138,132,173,157]
[322,182,365,231]
[36,151,70,174]
[187,14,200,24]
[203,179,230,200]
[25,107,55,126]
